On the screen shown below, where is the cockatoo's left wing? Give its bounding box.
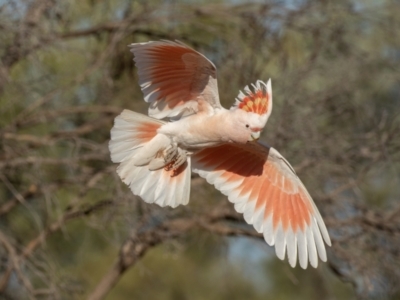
[192,142,331,269]
[130,40,221,119]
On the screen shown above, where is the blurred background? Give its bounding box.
[1,0,400,299]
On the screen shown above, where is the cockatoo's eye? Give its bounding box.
[245,124,249,128]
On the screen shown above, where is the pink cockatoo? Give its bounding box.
[109,40,331,269]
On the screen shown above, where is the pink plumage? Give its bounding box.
[109,40,331,268]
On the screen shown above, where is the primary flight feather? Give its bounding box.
[109,40,331,269]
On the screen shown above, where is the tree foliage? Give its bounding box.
[0,0,399,299]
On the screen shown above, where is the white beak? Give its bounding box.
[249,131,260,142]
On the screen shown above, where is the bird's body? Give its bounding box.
[159,105,230,149]
[109,40,331,269]
[158,104,265,149]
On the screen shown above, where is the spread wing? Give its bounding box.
[130,40,221,119]
[192,142,331,269]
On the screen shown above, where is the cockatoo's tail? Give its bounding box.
[109,110,191,208]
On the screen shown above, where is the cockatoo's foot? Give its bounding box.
[148,143,187,172]
[147,142,178,171]
[164,142,179,162]
[164,147,187,176]
[172,147,187,169]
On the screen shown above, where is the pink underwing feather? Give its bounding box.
[192,142,331,269]
[129,40,221,119]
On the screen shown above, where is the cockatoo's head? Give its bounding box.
[230,109,268,143]
[230,79,272,143]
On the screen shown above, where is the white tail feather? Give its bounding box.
[109,110,191,207]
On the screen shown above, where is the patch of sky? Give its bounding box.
[351,0,386,12]
[0,0,27,20]
[227,236,275,292]
[76,84,96,105]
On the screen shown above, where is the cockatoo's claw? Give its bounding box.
[172,148,187,169]
[164,143,179,162]
[163,147,187,176]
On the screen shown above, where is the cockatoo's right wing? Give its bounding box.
[192,142,331,269]
[130,40,221,119]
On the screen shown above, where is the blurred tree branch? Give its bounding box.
[88,205,256,300]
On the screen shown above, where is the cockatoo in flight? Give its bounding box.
[109,40,331,269]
